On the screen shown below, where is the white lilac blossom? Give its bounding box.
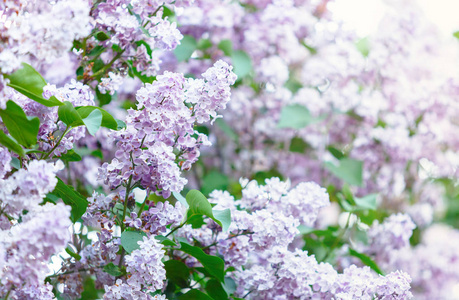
[5,283,56,300]
[98,72,124,95]
[99,60,236,197]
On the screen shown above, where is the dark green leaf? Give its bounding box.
[174,35,197,62]
[65,247,81,261]
[164,260,190,288]
[0,131,25,157]
[79,277,100,300]
[324,158,364,187]
[231,50,251,79]
[179,242,225,282]
[82,109,103,136]
[277,104,324,129]
[59,149,82,162]
[95,88,112,106]
[76,106,118,130]
[51,178,88,222]
[349,248,384,275]
[179,290,213,300]
[4,63,62,107]
[289,137,308,153]
[0,100,39,147]
[103,263,123,277]
[155,235,177,246]
[58,101,84,127]
[327,146,344,159]
[95,31,110,41]
[218,40,233,56]
[120,230,147,253]
[206,278,228,300]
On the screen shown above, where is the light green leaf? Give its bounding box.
[120,230,147,253]
[4,63,62,107]
[277,104,324,129]
[0,100,39,147]
[76,106,118,130]
[82,109,103,136]
[172,191,189,209]
[231,50,251,79]
[324,158,364,187]
[354,194,378,211]
[174,35,197,62]
[218,39,233,56]
[186,190,231,231]
[213,209,231,232]
[179,242,225,282]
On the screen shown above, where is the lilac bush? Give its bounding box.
[0,0,458,299]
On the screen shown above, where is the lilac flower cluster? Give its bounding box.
[0,203,71,294]
[204,178,413,299]
[99,60,236,197]
[125,201,183,234]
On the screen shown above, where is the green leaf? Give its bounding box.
[120,230,147,253]
[0,131,25,157]
[215,119,238,142]
[10,157,21,169]
[186,190,231,231]
[354,194,378,211]
[116,119,126,130]
[218,40,233,56]
[164,260,190,288]
[230,50,251,79]
[4,63,62,107]
[79,277,100,300]
[103,263,123,277]
[277,104,324,129]
[76,106,118,130]
[179,290,214,300]
[201,171,229,196]
[51,178,88,222]
[95,31,110,41]
[197,38,213,51]
[95,88,112,106]
[324,158,364,187]
[65,247,81,261]
[349,248,384,275]
[327,146,344,159]
[179,242,225,282]
[174,35,197,62]
[82,109,103,136]
[0,100,40,147]
[59,149,82,162]
[58,101,84,127]
[206,278,228,300]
